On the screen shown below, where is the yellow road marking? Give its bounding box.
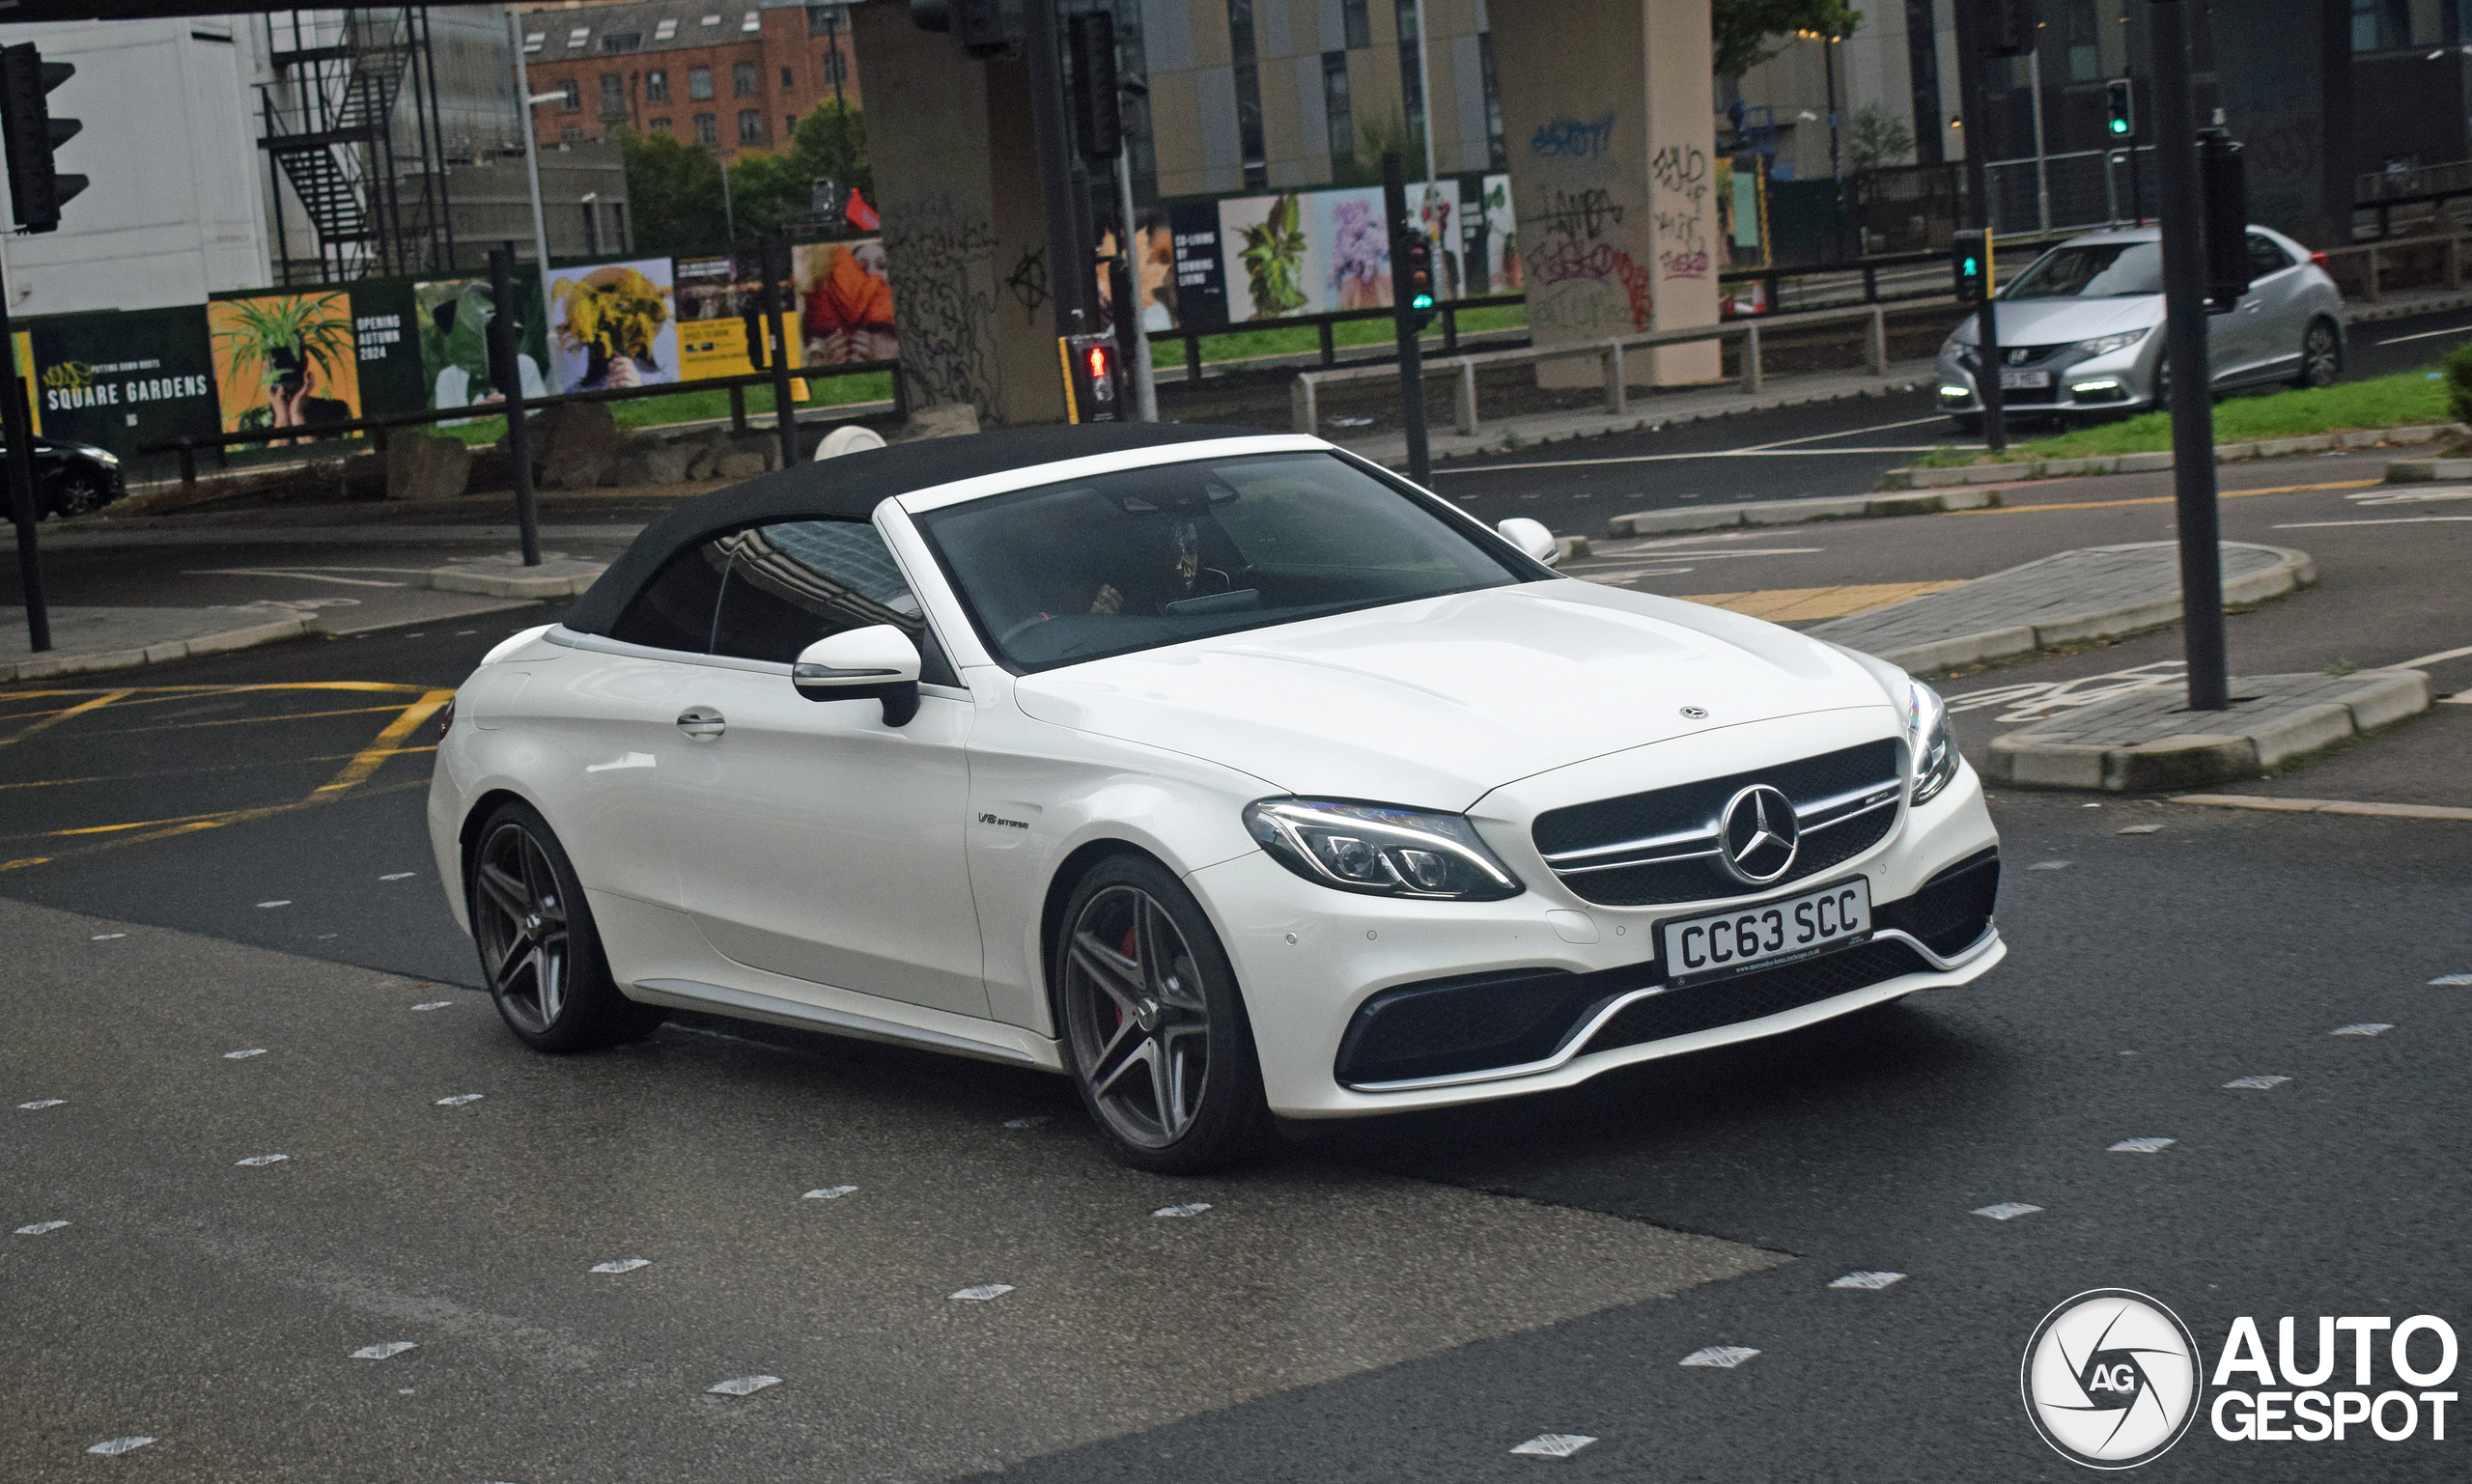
[316,689,454,794]
[0,688,132,748]
[0,745,435,795]
[72,702,415,739]
[1670,580,1966,622]
[1953,478,2381,516]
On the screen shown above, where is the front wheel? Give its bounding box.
[48,470,113,518]
[2292,318,2341,389]
[1054,855,1272,1174]
[467,799,666,1051]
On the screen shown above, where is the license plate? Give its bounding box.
[1999,369,2051,389]
[1657,878,1871,986]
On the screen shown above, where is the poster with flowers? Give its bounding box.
[548,259,679,392]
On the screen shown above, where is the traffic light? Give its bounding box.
[1067,12,1122,161]
[0,43,83,235]
[1979,0,2037,57]
[2198,131,2251,311]
[1059,332,1120,423]
[1952,229,1991,304]
[2105,78,2134,139]
[1394,230,1436,331]
[909,0,1019,59]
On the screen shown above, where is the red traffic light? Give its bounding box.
[1085,345,1110,379]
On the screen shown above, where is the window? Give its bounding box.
[734,61,760,97]
[807,3,846,36]
[599,32,641,53]
[821,47,848,87]
[689,66,714,99]
[2065,0,2098,81]
[1342,0,1370,50]
[654,17,678,41]
[913,454,1531,674]
[612,519,956,686]
[787,114,799,136]
[566,25,590,48]
[1226,0,1267,188]
[2246,233,2293,280]
[694,112,718,145]
[742,9,761,32]
[559,125,584,144]
[2004,241,2164,298]
[702,13,721,26]
[646,69,669,102]
[1394,0,1424,150]
[1321,52,1354,169]
[1476,30,1506,169]
[739,108,765,143]
[600,73,626,118]
[522,30,545,54]
[560,78,582,113]
[780,66,794,89]
[650,116,673,134]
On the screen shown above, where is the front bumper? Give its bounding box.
[1934,348,2154,417]
[1190,761,2003,1119]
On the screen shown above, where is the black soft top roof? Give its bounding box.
[561,422,1272,636]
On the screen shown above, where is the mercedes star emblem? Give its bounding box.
[1679,706,1709,719]
[1717,784,1802,885]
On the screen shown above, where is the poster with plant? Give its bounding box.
[1223,193,1308,321]
[207,292,361,439]
[547,259,679,392]
[413,270,550,413]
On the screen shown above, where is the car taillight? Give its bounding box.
[2310,251,2330,270]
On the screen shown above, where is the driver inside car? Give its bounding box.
[1089,517,1207,614]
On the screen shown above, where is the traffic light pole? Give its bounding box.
[1382,152,1430,486]
[2147,0,2229,711]
[0,253,47,653]
[1024,0,1091,343]
[761,234,800,466]
[1951,0,2007,455]
[487,245,542,568]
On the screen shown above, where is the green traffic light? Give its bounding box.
[1961,257,1979,275]
[2108,118,2129,135]
[1413,294,1435,309]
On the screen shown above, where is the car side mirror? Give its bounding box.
[1497,516,1560,568]
[793,625,922,726]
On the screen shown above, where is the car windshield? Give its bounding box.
[912,451,1534,672]
[2003,241,2163,298]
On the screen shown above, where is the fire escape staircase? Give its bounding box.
[258,13,429,275]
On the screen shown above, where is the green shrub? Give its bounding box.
[2445,340,2472,427]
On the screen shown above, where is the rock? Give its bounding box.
[523,402,620,487]
[602,454,654,487]
[728,434,782,472]
[384,432,472,501]
[894,402,981,442]
[714,451,769,480]
[548,453,612,490]
[644,447,691,484]
[683,431,734,479]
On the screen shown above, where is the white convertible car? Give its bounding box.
[430,425,2003,1171]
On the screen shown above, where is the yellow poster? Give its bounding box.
[675,251,797,381]
[207,292,362,438]
[13,329,36,434]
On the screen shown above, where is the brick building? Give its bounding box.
[518,0,862,161]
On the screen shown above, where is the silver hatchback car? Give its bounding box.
[1934,225,2346,430]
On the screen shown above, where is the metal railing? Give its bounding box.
[1983,147,2159,238]
[1288,299,1916,438]
[2315,230,2471,301]
[1145,294,1527,383]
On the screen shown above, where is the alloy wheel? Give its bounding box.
[1061,884,1211,1150]
[473,822,570,1035]
[52,475,108,518]
[2302,322,2340,387]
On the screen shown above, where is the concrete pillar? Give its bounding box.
[1491,1,1720,389]
[850,6,1063,426]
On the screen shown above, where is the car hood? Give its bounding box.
[1008,580,1897,809]
[1952,295,2158,347]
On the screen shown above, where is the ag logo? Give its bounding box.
[2023,1289,2203,1469]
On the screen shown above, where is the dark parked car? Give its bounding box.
[2,437,126,518]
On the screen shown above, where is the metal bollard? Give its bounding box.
[1602,342,1626,416]
[1291,374,1319,435]
[1865,304,1888,375]
[1738,322,1763,394]
[1455,359,1479,434]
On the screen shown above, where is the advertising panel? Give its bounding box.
[206,291,362,440]
[793,238,895,366]
[16,307,219,459]
[412,268,550,414]
[546,258,679,391]
[1163,202,1227,329]
[1194,176,1518,326]
[344,278,426,419]
[677,250,800,380]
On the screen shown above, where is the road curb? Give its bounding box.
[1856,543,2315,675]
[1985,669,2431,793]
[427,557,608,600]
[1607,486,1997,537]
[2,615,317,684]
[2385,457,2472,481]
[1876,423,2464,490]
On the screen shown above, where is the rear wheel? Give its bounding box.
[47,470,111,518]
[1054,854,1271,1174]
[467,799,666,1051]
[2292,318,2341,389]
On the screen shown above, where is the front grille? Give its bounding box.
[1875,848,2000,956]
[1532,740,1903,908]
[1580,938,1932,1056]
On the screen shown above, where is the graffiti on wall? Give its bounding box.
[1650,144,1712,280]
[1525,114,1651,332]
[881,190,1000,419]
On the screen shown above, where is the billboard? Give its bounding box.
[676,250,801,381]
[206,291,362,439]
[547,258,679,391]
[16,307,219,459]
[793,238,895,366]
[1196,176,1520,326]
[413,270,550,414]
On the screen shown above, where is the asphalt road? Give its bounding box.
[5,442,2470,1479]
[1436,301,2472,539]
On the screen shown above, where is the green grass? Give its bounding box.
[429,371,896,447]
[1178,304,1528,365]
[2014,367,2453,461]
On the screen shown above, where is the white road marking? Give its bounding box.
[1001,1115,1050,1129]
[706,1375,781,1396]
[435,1094,485,1106]
[1948,661,2188,723]
[2273,515,2472,527]
[256,899,291,908]
[2374,322,2472,346]
[801,1186,859,1200]
[17,1098,65,1109]
[15,1220,70,1235]
[2224,1075,2290,1089]
[410,1000,454,1012]
[2346,489,2472,505]
[2027,860,2070,870]
[2395,645,2472,668]
[2430,973,2472,986]
[351,1342,418,1359]
[1153,1202,1213,1218]
[86,1437,155,1456]
[2118,825,2163,834]
[379,872,416,881]
[948,1283,1015,1302]
[90,933,126,940]
[2332,1022,2394,1036]
[1679,1346,1760,1368]
[235,1154,290,1166]
[1829,1271,1907,1290]
[183,568,409,588]
[1974,1202,2042,1220]
[223,1049,267,1060]
[1509,1434,1599,1458]
[2109,1136,2177,1153]
[589,1259,651,1274]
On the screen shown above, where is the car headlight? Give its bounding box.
[1905,679,1960,805]
[1244,798,1524,901]
[2076,327,2149,357]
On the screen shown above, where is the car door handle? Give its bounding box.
[676,706,726,740]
